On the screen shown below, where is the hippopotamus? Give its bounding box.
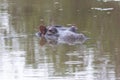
[36,25,89,45]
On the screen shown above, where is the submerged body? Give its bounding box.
[58,30,88,44]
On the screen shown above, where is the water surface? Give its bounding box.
[0,0,120,80]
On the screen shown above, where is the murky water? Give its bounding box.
[0,0,120,80]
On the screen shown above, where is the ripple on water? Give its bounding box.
[64,61,83,65]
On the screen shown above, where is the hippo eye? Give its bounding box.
[48,27,58,33]
[49,29,52,32]
[49,30,55,33]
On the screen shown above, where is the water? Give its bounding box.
[0,0,120,80]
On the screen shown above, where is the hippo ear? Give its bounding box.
[39,25,47,35]
[69,26,78,32]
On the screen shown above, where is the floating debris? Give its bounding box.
[102,0,120,2]
[91,7,114,11]
[58,8,63,11]
[54,2,59,5]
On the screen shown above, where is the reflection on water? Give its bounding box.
[0,0,120,80]
[97,0,120,2]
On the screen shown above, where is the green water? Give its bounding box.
[0,0,120,80]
